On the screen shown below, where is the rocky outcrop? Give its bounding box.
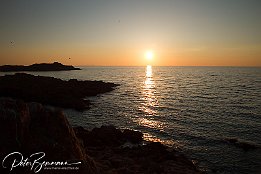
[223,138,260,151]
[0,98,97,174]
[74,125,143,147]
[0,98,201,174]
[0,73,118,110]
[74,125,201,174]
[0,62,80,72]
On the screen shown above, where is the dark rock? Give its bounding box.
[123,129,143,143]
[74,126,143,147]
[224,138,238,144]
[74,126,202,174]
[0,62,81,72]
[0,98,201,174]
[74,125,124,147]
[0,73,118,110]
[224,138,259,151]
[0,98,30,150]
[236,142,258,151]
[91,125,124,146]
[0,98,97,174]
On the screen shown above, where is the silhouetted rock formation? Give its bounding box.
[0,62,81,72]
[74,125,143,147]
[74,125,201,174]
[0,73,118,110]
[223,138,259,151]
[0,99,201,174]
[0,98,97,174]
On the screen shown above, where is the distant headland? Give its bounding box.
[0,62,81,72]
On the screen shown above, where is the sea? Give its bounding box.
[1,66,260,174]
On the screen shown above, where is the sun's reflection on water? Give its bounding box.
[143,132,176,147]
[141,65,157,115]
[137,65,163,131]
[146,65,152,78]
[138,117,163,129]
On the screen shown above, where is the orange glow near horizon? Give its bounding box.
[1,47,261,66]
[0,38,260,67]
[1,43,260,66]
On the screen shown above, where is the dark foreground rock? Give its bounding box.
[0,98,97,174]
[74,125,202,174]
[74,125,143,147]
[0,62,80,72]
[0,73,118,110]
[0,98,201,174]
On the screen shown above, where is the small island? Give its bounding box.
[0,62,81,72]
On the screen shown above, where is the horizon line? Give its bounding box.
[0,63,260,68]
[76,65,261,68]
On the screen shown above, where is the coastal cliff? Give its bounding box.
[0,98,201,174]
[0,62,80,72]
[0,73,118,110]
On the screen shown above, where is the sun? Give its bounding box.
[145,50,154,60]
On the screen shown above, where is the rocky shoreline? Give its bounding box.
[0,98,201,174]
[0,73,118,110]
[74,125,201,174]
[0,62,80,72]
[0,73,201,173]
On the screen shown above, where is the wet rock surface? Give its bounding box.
[0,73,118,110]
[0,62,80,72]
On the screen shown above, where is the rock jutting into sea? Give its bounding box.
[0,73,118,110]
[74,126,202,174]
[223,138,260,151]
[0,98,202,174]
[0,62,81,72]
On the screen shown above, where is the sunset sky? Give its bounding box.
[0,0,260,66]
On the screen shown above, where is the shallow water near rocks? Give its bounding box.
[1,66,260,173]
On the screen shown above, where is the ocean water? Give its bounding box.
[1,66,261,173]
